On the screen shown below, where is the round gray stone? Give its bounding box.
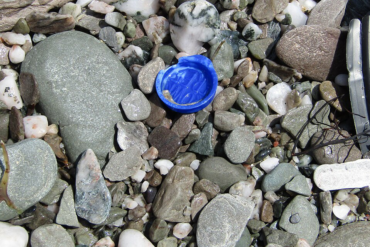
[0,139,57,221]
[224,126,255,163]
[261,163,300,192]
[21,31,133,164]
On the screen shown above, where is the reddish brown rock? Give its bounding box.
[171,113,196,140]
[276,25,346,81]
[148,126,181,160]
[26,12,75,34]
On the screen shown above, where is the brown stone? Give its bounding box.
[307,0,348,28]
[212,87,239,111]
[9,106,24,141]
[148,126,181,160]
[260,200,274,223]
[141,146,158,160]
[191,192,208,221]
[43,134,68,165]
[174,152,196,167]
[19,72,40,106]
[128,206,146,221]
[171,113,195,140]
[319,80,349,112]
[75,14,104,35]
[26,12,75,34]
[145,94,166,128]
[144,169,162,187]
[193,179,221,200]
[276,25,346,81]
[152,166,194,222]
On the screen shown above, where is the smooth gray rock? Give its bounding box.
[121,89,151,121]
[21,31,133,164]
[214,111,245,132]
[116,121,149,155]
[75,149,111,224]
[0,139,57,221]
[31,224,74,247]
[137,57,165,94]
[40,178,68,205]
[197,157,249,192]
[279,195,319,246]
[248,38,274,60]
[261,163,300,192]
[171,113,196,141]
[99,26,119,51]
[208,41,234,81]
[213,87,239,111]
[285,174,311,197]
[307,0,348,28]
[263,228,299,247]
[224,126,255,163]
[197,194,255,247]
[188,122,214,156]
[252,0,289,23]
[152,166,194,222]
[314,221,370,247]
[56,185,79,227]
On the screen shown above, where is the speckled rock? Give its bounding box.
[208,41,234,81]
[55,185,79,227]
[224,126,255,163]
[214,111,245,132]
[188,122,214,156]
[171,114,196,140]
[263,228,299,247]
[121,89,151,121]
[285,175,311,197]
[116,121,149,154]
[248,38,274,60]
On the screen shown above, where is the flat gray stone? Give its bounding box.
[188,122,214,156]
[252,0,289,23]
[197,157,249,192]
[285,174,311,197]
[40,178,69,205]
[30,224,74,247]
[314,159,370,191]
[21,31,133,165]
[214,111,245,132]
[261,163,300,192]
[171,113,196,141]
[208,41,234,81]
[56,185,79,228]
[197,194,255,247]
[137,57,165,94]
[224,126,255,163]
[121,89,151,121]
[0,139,57,221]
[307,0,348,28]
[152,166,194,222]
[279,195,319,246]
[116,121,149,155]
[235,227,252,247]
[75,149,111,224]
[314,221,370,247]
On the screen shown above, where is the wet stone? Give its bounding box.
[31,224,74,247]
[75,149,111,224]
[224,126,255,163]
[188,122,214,156]
[149,219,170,243]
[26,12,75,34]
[121,89,151,121]
[56,185,79,228]
[193,179,221,200]
[171,114,196,141]
[148,126,182,160]
[152,166,194,222]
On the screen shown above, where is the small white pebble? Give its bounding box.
[123,198,138,209]
[215,86,223,96]
[264,191,280,204]
[154,159,174,175]
[254,131,267,139]
[335,190,349,202]
[0,76,23,109]
[0,222,28,247]
[190,159,200,170]
[260,157,279,173]
[229,178,256,198]
[292,156,300,163]
[142,212,149,224]
[275,14,286,22]
[335,74,349,87]
[116,32,125,48]
[47,124,59,135]
[133,194,146,207]
[258,81,266,90]
[141,181,149,193]
[76,0,93,7]
[32,33,47,43]
[23,115,48,139]
[328,224,335,232]
[1,68,19,80]
[118,229,154,247]
[173,223,192,239]
[9,45,25,64]
[301,94,312,105]
[2,32,26,45]
[333,203,350,220]
[300,0,316,12]
[88,0,115,14]
[131,169,146,183]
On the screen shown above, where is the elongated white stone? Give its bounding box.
[0,75,23,109]
[314,159,370,191]
[266,82,291,115]
[118,229,154,247]
[1,32,26,45]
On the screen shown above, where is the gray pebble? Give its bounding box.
[121,89,151,121]
[31,224,74,247]
[224,126,255,163]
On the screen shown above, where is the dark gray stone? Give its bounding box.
[197,157,249,192]
[307,0,348,28]
[0,139,57,221]
[224,126,255,163]
[148,126,182,160]
[247,219,266,233]
[31,224,74,247]
[21,31,133,165]
[319,191,332,225]
[158,45,177,65]
[261,163,300,192]
[235,227,252,247]
[0,113,9,142]
[171,114,196,141]
[188,122,214,156]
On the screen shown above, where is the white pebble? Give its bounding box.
[118,45,143,59]
[9,45,25,64]
[0,76,23,109]
[335,74,349,86]
[118,229,154,247]
[334,190,349,202]
[190,159,200,170]
[131,169,146,183]
[328,224,335,232]
[23,115,48,139]
[142,212,149,224]
[113,0,160,17]
[332,203,350,220]
[47,124,59,135]
[0,222,28,247]
[88,0,115,14]
[229,177,256,198]
[254,131,267,139]
[76,0,93,7]
[134,194,146,207]
[264,191,280,204]
[301,94,312,105]
[275,14,286,22]
[141,181,149,193]
[250,189,263,220]
[242,23,262,41]
[215,86,223,96]
[173,223,192,239]
[260,157,279,173]
[258,65,268,82]
[1,68,19,80]
[283,0,308,27]
[142,16,169,42]
[299,0,317,12]
[154,159,174,175]
[93,236,115,247]
[266,82,292,115]
[123,197,138,209]
[292,156,300,163]
[1,32,26,45]
[32,33,47,43]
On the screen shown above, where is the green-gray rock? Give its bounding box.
[248,38,274,60]
[31,224,74,247]
[56,185,79,227]
[21,31,133,165]
[235,227,252,247]
[0,139,57,221]
[188,122,214,156]
[247,219,266,233]
[208,41,234,81]
[236,91,259,124]
[124,22,136,38]
[158,237,178,247]
[149,219,170,243]
[105,12,127,31]
[132,36,153,52]
[279,195,319,246]
[261,163,300,192]
[285,174,311,197]
[158,45,177,65]
[197,157,249,192]
[40,178,68,205]
[263,228,299,247]
[13,18,30,34]
[224,126,255,163]
[245,84,269,114]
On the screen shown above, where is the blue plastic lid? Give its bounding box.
[155,55,218,113]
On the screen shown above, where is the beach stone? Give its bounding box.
[171,114,196,141]
[103,146,143,181]
[208,41,234,81]
[285,175,311,197]
[75,14,104,35]
[197,194,255,247]
[260,200,274,223]
[276,25,346,81]
[224,126,255,163]
[158,45,177,65]
[148,126,181,160]
[197,157,248,192]
[263,228,299,247]
[236,91,259,124]
[184,128,201,144]
[0,43,10,65]
[116,121,149,154]
[191,192,208,220]
[26,12,75,34]
[248,38,274,60]
[157,237,177,247]
[314,221,370,247]
[21,31,133,164]
[261,163,300,192]
[56,185,79,228]
[137,57,165,94]
[152,166,194,222]
[31,224,74,247]
[88,0,114,14]
[307,0,348,28]
[174,152,197,167]
[40,178,68,205]
[149,219,170,243]
[0,113,9,142]
[247,219,266,233]
[99,26,119,51]
[121,89,151,121]
[252,0,289,23]
[145,95,167,128]
[214,111,245,132]
[314,159,370,191]
[19,72,40,106]
[0,222,28,247]
[280,195,319,246]
[212,87,238,111]
[75,149,111,224]
[193,179,221,200]
[188,122,214,156]
[0,139,57,221]
[59,2,81,19]
[263,59,301,82]
[319,191,332,225]
[235,227,252,247]
[105,12,126,30]
[310,129,362,164]
[319,80,345,112]
[27,203,55,230]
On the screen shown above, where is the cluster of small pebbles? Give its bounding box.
[1,0,370,246]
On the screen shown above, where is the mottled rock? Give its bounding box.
[152,166,194,222]
[105,12,126,31]
[307,0,348,28]
[252,0,289,23]
[193,179,221,200]
[117,121,149,154]
[261,163,300,192]
[31,224,74,247]
[197,157,248,192]
[197,194,255,247]
[214,111,245,132]
[319,80,346,112]
[276,25,346,81]
[279,196,319,246]
[99,26,119,51]
[26,12,75,34]
[137,57,165,94]
[0,43,10,65]
[75,14,103,35]
[0,139,57,221]
[224,126,255,163]
[208,41,234,81]
[171,114,196,140]
[145,95,167,128]
[75,149,111,224]
[56,185,79,227]
[260,200,274,223]
[188,122,214,156]
[148,126,181,160]
[121,89,151,121]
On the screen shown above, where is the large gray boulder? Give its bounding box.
[21,31,133,164]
